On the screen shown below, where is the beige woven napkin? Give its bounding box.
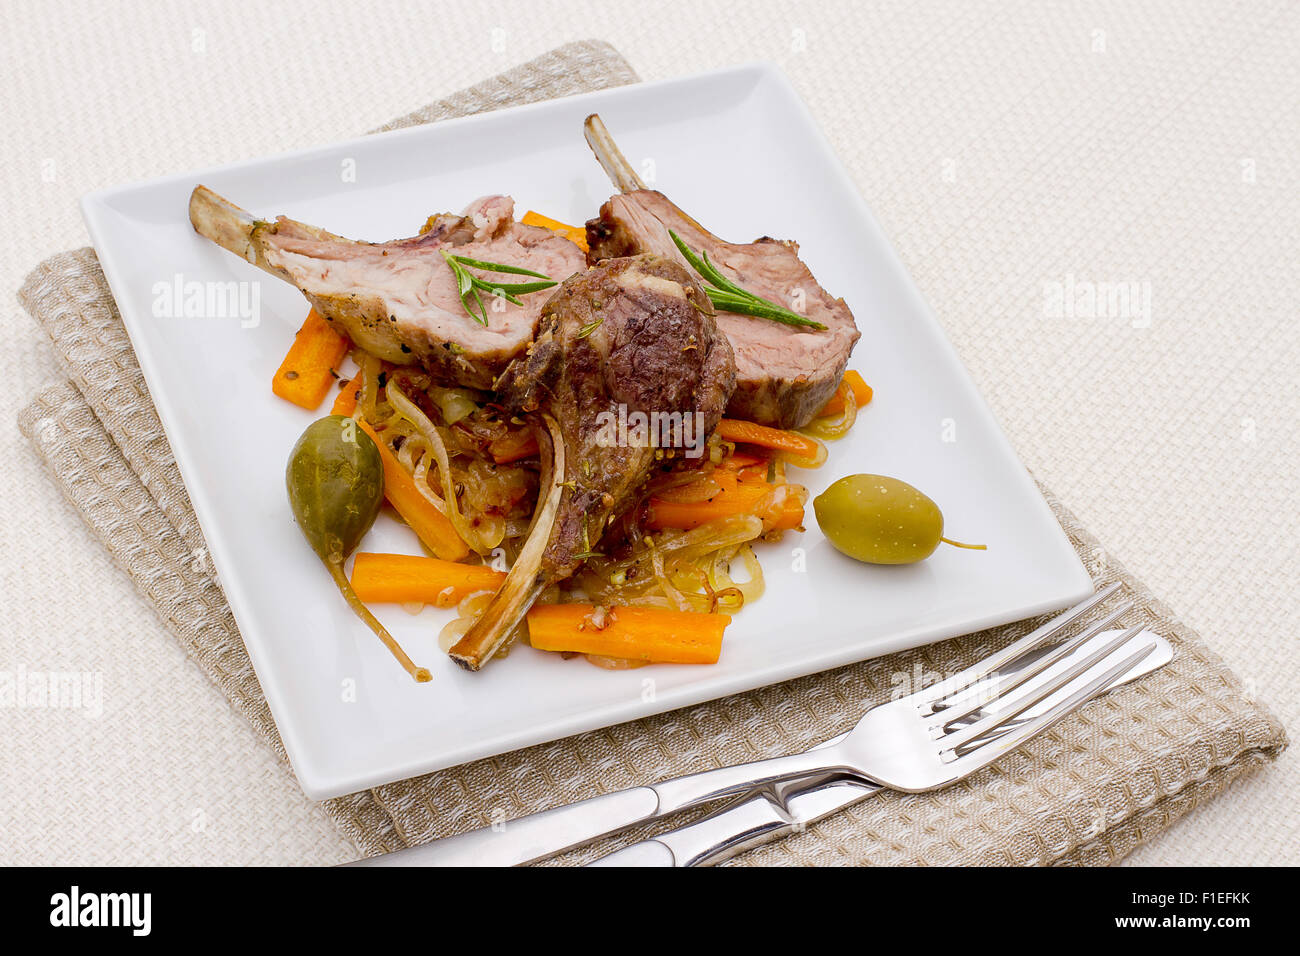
[16,40,1285,866]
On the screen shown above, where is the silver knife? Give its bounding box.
[588,628,1171,866]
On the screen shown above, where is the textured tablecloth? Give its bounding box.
[2,1,1295,866]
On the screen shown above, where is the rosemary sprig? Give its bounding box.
[669,229,827,331]
[570,518,603,560]
[441,251,558,326]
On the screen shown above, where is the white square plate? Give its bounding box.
[81,63,1090,799]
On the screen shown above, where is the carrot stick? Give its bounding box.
[718,450,771,483]
[527,604,730,665]
[489,429,539,464]
[272,309,350,410]
[646,474,804,533]
[350,552,504,606]
[768,494,806,532]
[816,370,872,417]
[357,419,469,561]
[647,476,764,529]
[520,210,589,252]
[845,369,872,405]
[651,470,735,504]
[716,419,825,466]
[331,372,363,416]
[720,451,770,470]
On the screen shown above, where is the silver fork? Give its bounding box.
[352,583,1151,867]
[591,624,1171,866]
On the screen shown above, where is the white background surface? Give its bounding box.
[1,0,1294,865]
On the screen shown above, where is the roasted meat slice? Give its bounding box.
[582,115,861,429]
[188,187,587,389]
[448,254,736,670]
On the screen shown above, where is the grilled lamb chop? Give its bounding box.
[582,115,861,428]
[448,254,735,670]
[188,187,586,389]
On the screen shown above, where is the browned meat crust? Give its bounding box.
[497,253,734,573]
[587,190,860,428]
[449,254,735,668]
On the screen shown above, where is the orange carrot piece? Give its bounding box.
[489,429,539,464]
[720,451,770,470]
[334,359,399,416]
[521,210,589,252]
[350,552,504,606]
[272,309,350,410]
[527,604,730,665]
[357,420,469,561]
[649,476,759,525]
[647,467,805,532]
[733,462,770,483]
[647,480,768,531]
[331,372,363,416]
[651,470,737,504]
[720,450,772,483]
[768,494,806,532]
[816,370,873,417]
[716,419,823,462]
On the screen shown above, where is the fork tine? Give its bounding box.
[932,601,1133,728]
[919,582,1122,715]
[939,623,1148,756]
[939,637,1156,782]
[952,630,1170,752]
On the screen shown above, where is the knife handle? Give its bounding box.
[347,786,661,867]
[650,745,844,815]
[350,745,842,866]
[591,790,792,868]
[594,772,871,867]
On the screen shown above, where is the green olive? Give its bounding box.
[287,415,430,682]
[286,415,384,563]
[814,474,984,565]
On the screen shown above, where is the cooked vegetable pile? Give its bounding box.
[266,210,980,682]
